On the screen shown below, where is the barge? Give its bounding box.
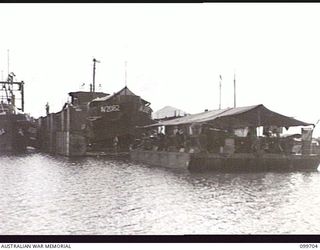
[130,104,320,172]
[130,150,320,172]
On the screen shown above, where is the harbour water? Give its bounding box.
[0,153,320,235]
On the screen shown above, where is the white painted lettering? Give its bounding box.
[101,105,120,113]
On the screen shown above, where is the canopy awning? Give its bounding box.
[143,104,313,129]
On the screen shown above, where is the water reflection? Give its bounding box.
[0,153,319,234]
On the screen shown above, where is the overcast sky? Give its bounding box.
[1,3,320,135]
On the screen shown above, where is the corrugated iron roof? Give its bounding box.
[144,104,313,128]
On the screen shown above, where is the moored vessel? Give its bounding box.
[36,58,155,157]
[86,86,155,153]
[130,104,320,172]
[0,73,35,153]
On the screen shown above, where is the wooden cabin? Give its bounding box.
[87,86,155,152]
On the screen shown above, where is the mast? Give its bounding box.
[92,58,100,92]
[124,60,128,95]
[21,81,24,112]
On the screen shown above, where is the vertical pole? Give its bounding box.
[92,58,96,92]
[21,81,24,112]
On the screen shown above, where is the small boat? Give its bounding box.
[130,104,320,172]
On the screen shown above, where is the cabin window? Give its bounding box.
[234,127,249,137]
[158,126,165,134]
[189,124,201,135]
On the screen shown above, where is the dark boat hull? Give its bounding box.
[130,150,190,169]
[87,88,155,153]
[0,114,29,153]
[189,153,320,172]
[130,150,320,172]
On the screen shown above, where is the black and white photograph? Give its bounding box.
[0,2,320,244]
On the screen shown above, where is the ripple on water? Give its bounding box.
[0,153,320,234]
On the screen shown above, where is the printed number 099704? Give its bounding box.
[300,244,318,248]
